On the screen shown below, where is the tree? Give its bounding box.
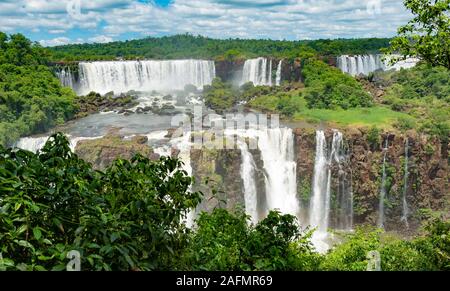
[385,0,450,69]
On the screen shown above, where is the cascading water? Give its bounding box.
[76,60,216,95]
[309,130,330,252]
[401,138,410,228]
[378,139,389,228]
[337,55,384,76]
[257,127,299,216]
[268,60,273,87]
[171,131,196,228]
[241,58,274,86]
[331,131,353,230]
[14,136,50,153]
[309,130,351,252]
[56,67,75,89]
[15,136,102,153]
[237,140,259,224]
[337,54,419,76]
[310,132,325,231]
[275,60,283,86]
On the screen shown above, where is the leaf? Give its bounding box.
[51,264,66,271]
[16,224,28,235]
[52,218,64,233]
[34,265,47,271]
[16,263,29,271]
[110,233,120,243]
[0,258,15,267]
[124,254,135,268]
[33,227,42,241]
[14,203,22,212]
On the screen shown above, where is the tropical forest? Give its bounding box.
[0,0,449,273]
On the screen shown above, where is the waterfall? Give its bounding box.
[337,54,419,76]
[76,60,216,95]
[309,130,327,232]
[15,136,50,153]
[275,60,283,86]
[401,138,410,228]
[56,67,75,89]
[171,131,196,228]
[256,127,299,216]
[378,139,389,228]
[15,136,101,153]
[238,140,259,224]
[331,131,353,230]
[310,130,347,233]
[337,55,385,76]
[309,130,351,251]
[268,60,273,87]
[241,57,274,86]
[309,130,329,252]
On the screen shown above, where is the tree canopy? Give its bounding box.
[386,0,450,69]
[0,33,76,147]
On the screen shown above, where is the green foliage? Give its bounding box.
[0,133,202,271]
[203,78,238,113]
[366,126,381,150]
[180,209,320,271]
[321,227,381,271]
[0,33,76,147]
[302,59,373,109]
[385,0,450,69]
[276,94,298,117]
[1,136,449,271]
[379,64,449,141]
[414,218,450,270]
[321,219,450,271]
[48,34,391,62]
[0,33,49,66]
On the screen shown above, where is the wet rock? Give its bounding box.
[75,132,157,170]
[131,135,149,145]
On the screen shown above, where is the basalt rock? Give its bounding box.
[292,127,449,235]
[75,132,158,170]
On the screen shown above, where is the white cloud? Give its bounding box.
[88,35,114,43]
[1,0,412,45]
[39,37,73,46]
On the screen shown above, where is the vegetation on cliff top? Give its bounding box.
[48,34,390,62]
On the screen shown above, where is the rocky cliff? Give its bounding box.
[73,127,449,234]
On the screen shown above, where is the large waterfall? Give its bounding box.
[337,54,419,76]
[238,140,259,224]
[378,139,389,228]
[401,138,410,228]
[258,128,299,216]
[75,60,216,95]
[275,60,283,86]
[15,136,101,153]
[309,130,352,252]
[337,55,384,76]
[241,58,275,86]
[56,67,76,89]
[310,131,329,234]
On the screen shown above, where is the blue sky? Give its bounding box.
[0,0,411,46]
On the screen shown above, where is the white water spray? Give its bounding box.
[401,138,410,228]
[378,139,389,228]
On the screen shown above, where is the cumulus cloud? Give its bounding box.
[88,35,114,43]
[39,37,73,47]
[0,0,412,46]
